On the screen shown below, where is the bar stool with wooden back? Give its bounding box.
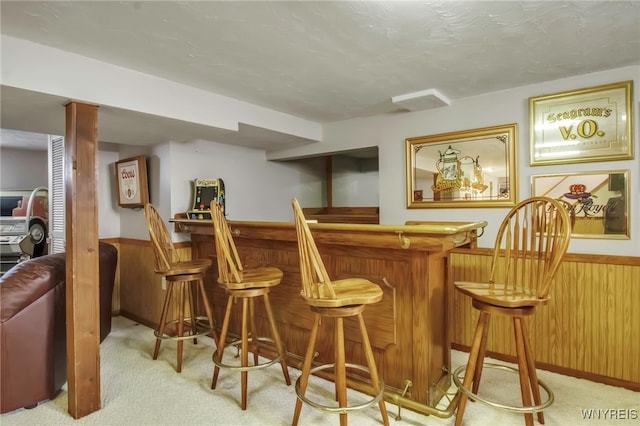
[453,197,571,426]
[143,203,216,373]
[291,198,389,426]
[209,200,291,410]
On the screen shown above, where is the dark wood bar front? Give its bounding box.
[172,218,486,413]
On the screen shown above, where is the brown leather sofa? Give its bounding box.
[0,242,117,414]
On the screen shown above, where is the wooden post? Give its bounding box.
[326,156,332,208]
[64,101,101,418]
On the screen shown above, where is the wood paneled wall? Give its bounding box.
[116,238,192,327]
[449,248,640,390]
[115,238,640,391]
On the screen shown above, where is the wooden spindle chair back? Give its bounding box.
[144,203,181,273]
[488,196,571,301]
[210,200,244,285]
[292,198,337,301]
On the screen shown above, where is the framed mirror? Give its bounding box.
[405,123,518,208]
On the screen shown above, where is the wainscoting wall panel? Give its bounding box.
[115,238,639,391]
[118,238,192,328]
[449,249,640,390]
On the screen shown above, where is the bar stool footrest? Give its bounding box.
[212,336,284,372]
[154,316,214,341]
[452,363,554,414]
[296,362,385,414]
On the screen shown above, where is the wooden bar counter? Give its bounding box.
[172,217,486,414]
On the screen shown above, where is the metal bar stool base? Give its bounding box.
[295,362,385,415]
[212,336,285,372]
[154,316,214,341]
[452,363,554,415]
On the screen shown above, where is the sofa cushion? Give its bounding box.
[1,253,66,323]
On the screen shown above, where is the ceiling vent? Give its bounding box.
[391,89,450,111]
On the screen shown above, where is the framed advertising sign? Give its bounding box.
[115,155,149,208]
[529,81,633,166]
[531,170,629,239]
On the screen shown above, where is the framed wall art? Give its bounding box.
[531,170,629,239]
[529,80,633,166]
[405,123,518,208]
[115,155,149,208]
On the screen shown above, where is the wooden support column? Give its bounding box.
[326,155,332,208]
[64,101,100,418]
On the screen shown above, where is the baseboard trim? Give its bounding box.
[451,342,640,392]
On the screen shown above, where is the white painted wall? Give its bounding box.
[2,35,321,141]
[108,139,325,242]
[269,66,640,256]
[332,155,379,207]
[168,139,325,241]
[101,65,640,256]
[97,144,121,238]
[4,34,638,256]
[0,148,48,189]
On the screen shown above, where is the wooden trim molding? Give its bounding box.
[451,246,640,267]
[451,343,640,392]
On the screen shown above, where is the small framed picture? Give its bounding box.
[115,155,149,208]
[531,170,629,239]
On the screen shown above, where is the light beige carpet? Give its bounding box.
[1,316,638,425]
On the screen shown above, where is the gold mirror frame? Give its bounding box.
[405,124,518,208]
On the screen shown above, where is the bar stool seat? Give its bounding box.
[209,200,291,410]
[144,203,216,373]
[292,198,389,426]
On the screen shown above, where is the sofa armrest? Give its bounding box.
[0,253,67,414]
[99,242,118,342]
[0,253,66,323]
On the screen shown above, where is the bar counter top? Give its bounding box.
[172,217,486,234]
[172,218,487,251]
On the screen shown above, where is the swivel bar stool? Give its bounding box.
[292,198,389,426]
[453,197,571,426]
[144,203,217,373]
[209,200,291,410]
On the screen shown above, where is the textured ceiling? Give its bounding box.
[1,1,639,149]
